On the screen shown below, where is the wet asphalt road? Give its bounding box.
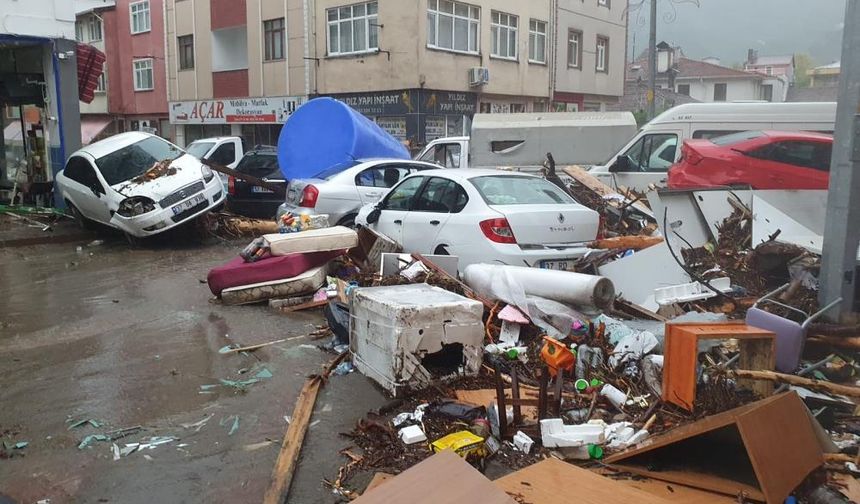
[0,237,388,503]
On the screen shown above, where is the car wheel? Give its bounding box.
[67,202,95,230]
[337,214,357,228]
[434,245,450,256]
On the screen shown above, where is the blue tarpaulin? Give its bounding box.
[277,97,410,180]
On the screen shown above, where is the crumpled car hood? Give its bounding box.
[111,154,207,201]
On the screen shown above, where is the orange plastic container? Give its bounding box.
[540,336,576,377]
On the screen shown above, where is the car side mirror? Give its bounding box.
[610,155,631,173]
[366,207,382,225]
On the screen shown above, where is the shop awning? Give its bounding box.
[77,43,106,104]
[81,116,112,145]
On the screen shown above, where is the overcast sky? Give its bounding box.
[627,0,846,66]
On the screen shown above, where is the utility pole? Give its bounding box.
[647,0,657,120]
[820,0,860,321]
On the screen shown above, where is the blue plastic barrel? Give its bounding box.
[277,97,410,180]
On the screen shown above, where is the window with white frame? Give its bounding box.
[133,59,154,91]
[568,29,582,68]
[528,19,546,63]
[96,69,107,92]
[596,36,608,72]
[427,0,480,54]
[130,1,151,34]
[88,16,102,41]
[491,11,518,60]
[598,0,610,6]
[75,21,84,42]
[327,2,378,56]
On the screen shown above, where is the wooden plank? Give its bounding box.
[588,235,664,251]
[730,369,860,398]
[594,469,737,503]
[494,458,672,504]
[614,299,670,322]
[279,299,328,313]
[262,377,322,504]
[354,450,516,504]
[263,352,348,504]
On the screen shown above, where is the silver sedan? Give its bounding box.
[277,159,442,227]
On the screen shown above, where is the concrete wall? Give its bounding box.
[313,0,552,99]
[554,0,626,98]
[0,0,76,40]
[105,0,168,116]
[167,0,308,101]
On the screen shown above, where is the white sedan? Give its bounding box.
[56,132,225,239]
[277,159,441,227]
[356,169,600,270]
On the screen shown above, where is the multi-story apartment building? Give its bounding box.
[76,0,171,144]
[165,0,627,150]
[552,0,626,112]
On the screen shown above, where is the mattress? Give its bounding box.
[220,264,329,306]
[263,226,358,256]
[207,250,342,296]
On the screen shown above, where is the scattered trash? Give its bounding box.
[221,415,240,436]
[398,425,427,445]
[512,431,534,454]
[67,418,102,430]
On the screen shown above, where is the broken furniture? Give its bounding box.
[605,392,824,504]
[662,322,776,411]
[207,250,342,296]
[349,226,402,273]
[493,365,562,440]
[494,458,673,504]
[745,283,842,373]
[353,449,516,504]
[350,284,484,396]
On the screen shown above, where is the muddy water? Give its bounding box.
[0,240,387,503]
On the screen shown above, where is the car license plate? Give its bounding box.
[540,260,572,271]
[252,186,275,194]
[171,193,206,215]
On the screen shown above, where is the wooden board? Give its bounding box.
[353,450,516,504]
[605,392,823,504]
[363,473,394,494]
[594,469,737,504]
[493,458,672,504]
[455,389,538,420]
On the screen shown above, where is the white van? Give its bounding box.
[589,102,837,191]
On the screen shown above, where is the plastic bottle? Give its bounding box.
[600,384,628,410]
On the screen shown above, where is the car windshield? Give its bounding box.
[471,175,575,205]
[711,131,765,146]
[237,153,281,179]
[185,141,215,159]
[95,136,185,185]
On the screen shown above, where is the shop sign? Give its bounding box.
[334,90,417,116]
[169,96,306,124]
[421,91,477,115]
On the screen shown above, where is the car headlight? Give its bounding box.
[117,196,156,217]
[201,165,215,183]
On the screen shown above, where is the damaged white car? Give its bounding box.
[56,132,226,239]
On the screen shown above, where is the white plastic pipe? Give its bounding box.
[463,264,615,310]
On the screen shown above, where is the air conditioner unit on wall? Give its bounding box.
[469,67,489,87]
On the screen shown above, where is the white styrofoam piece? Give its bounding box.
[350,284,484,397]
[756,190,827,234]
[598,242,690,311]
[540,419,606,448]
[512,431,534,454]
[654,277,732,305]
[648,190,713,248]
[398,425,427,444]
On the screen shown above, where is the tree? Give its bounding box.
[794,53,816,88]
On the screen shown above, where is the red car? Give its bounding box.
[668,130,833,190]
